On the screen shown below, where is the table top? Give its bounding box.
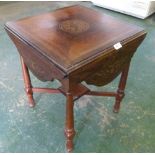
[5,5,145,73]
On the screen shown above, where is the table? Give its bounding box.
[5,5,146,152]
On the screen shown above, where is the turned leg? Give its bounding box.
[64,93,75,152]
[113,63,130,113]
[20,56,35,107]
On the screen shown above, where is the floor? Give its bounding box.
[0,1,155,153]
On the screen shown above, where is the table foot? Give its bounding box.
[64,128,75,152]
[25,88,35,107]
[113,101,120,113]
[113,89,124,113]
[27,99,35,108]
[20,56,36,107]
[65,93,75,152]
[113,64,130,112]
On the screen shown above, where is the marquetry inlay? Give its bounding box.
[59,19,89,34]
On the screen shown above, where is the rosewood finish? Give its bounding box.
[5,5,146,152]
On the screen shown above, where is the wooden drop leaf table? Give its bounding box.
[5,5,146,152]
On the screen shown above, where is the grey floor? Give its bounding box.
[0,1,155,153]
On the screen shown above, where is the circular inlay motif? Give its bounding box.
[59,19,89,35]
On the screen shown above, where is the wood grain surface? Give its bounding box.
[5,5,146,73]
[5,5,147,152]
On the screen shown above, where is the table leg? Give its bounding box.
[113,63,130,113]
[64,92,76,152]
[20,56,35,107]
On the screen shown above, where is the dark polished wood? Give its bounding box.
[20,56,35,107]
[113,63,130,113]
[65,93,75,152]
[5,5,147,152]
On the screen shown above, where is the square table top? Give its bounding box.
[5,5,145,73]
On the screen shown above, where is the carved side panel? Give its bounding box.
[6,29,65,82]
[85,50,132,86]
[70,34,146,86]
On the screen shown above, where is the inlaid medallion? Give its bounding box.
[59,19,89,35]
